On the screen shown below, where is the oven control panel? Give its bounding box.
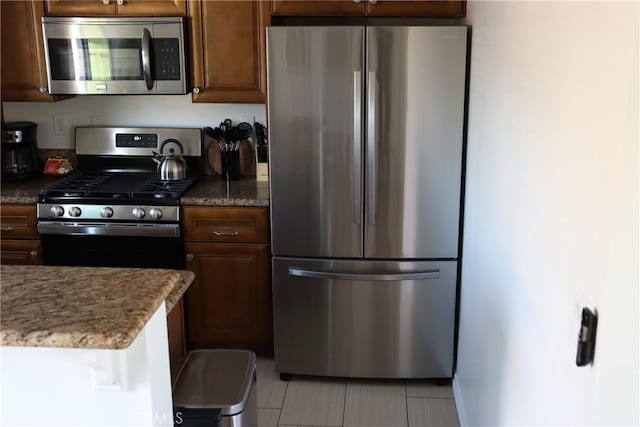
[37,204,179,222]
[115,133,158,148]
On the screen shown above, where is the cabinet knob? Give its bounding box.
[102,0,110,5]
[39,86,48,94]
[369,0,378,3]
[29,251,38,258]
[116,0,124,5]
[193,87,201,94]
[353,0,362,3]
[186,253,195,261]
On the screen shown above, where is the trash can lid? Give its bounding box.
[172,349,256,416]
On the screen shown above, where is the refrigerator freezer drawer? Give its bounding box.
[272,257,457,378]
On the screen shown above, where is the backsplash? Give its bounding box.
[2,95,266,149]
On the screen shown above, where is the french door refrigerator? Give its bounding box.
[267,26,467,379]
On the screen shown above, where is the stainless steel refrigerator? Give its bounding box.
[267,26,467,379]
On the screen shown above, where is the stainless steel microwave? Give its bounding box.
[42,17,187,95]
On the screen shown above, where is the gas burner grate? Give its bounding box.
[40,172,197,201]
[40,172,115,197]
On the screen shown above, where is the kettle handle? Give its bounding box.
[159,138,184,155]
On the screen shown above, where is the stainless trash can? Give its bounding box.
[173,349,257,427]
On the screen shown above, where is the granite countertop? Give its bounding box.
[0,265,194,349]
[0,176,63,204]
[180,175,270,207]
[1,174,269,207]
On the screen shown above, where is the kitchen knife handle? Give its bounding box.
[141,28,153,91]
[366,71,377,224]
[353,70,363,225]
[288,267,440,281]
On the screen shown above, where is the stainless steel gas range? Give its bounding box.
[37,127,203,269]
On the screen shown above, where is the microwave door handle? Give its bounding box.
[141,28,153,90]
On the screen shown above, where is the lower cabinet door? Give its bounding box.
[167,297,186,385]
[184,242,272,355]
[0,240,42,265]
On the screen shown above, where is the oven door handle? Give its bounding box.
[37,222,180,237]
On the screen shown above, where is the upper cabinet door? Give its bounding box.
[45,0,116,16]
[115,0,186,16]
[271,0,365,16]
[366,0,465,17]
[45,0,186,16]
[1,1,64,101]
[270,0,465,17]
[189,0,269,103]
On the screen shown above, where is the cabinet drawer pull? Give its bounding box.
[213,231,239,237]
[29,251,38,258]
[1,226,14,232]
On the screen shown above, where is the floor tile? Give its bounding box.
[257,358,288,408]
[407,397,459,427]
[279,378,346,426]
[259,408,281,427]
[344,380,407,427]
[405,382,454,399]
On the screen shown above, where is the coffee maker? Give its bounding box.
[2,122,41,180]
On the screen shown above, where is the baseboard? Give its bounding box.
[453,375,469,427]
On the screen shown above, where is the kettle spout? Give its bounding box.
[151,151,162,164]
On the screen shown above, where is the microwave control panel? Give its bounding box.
[152,38,181,81]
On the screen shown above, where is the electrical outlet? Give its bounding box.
[52,113,68,136]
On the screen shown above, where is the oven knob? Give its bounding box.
[50,205,64,217]
[132,207,145,219]
[148,208,162,220]
[101,207,114,218]
[68,206,82,217]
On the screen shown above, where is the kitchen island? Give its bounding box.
[0,265,194,427]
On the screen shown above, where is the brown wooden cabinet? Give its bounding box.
[45,0,186,16]
[0,1,66,102]
[271,0,466,17]
[167,296,187,385]
[188,0,269,103]
[0,204,42,266]
[182,206,272,355]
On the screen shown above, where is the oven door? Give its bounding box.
[39,223,185,269]
[42,17,187,95]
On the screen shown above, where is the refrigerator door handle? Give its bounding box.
[288,267,440,281]
[366,71,377,224]
[353,70,363,225]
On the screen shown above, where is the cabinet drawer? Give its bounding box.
[183,207,268,243]
[0,204,38,239]
[1,239,42,265]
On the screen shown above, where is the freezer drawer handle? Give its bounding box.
[288,267,440,281]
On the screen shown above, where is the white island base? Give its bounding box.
[1,303,174,427]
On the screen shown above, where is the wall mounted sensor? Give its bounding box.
[576,307,598,366]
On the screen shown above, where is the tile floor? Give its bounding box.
[256,358,460,427]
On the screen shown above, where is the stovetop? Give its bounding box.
[39,171,197,204]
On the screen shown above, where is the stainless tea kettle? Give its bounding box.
[152,138,187,180]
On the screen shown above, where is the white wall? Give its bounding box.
[2,95,266,148]
[455,1,639,425]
